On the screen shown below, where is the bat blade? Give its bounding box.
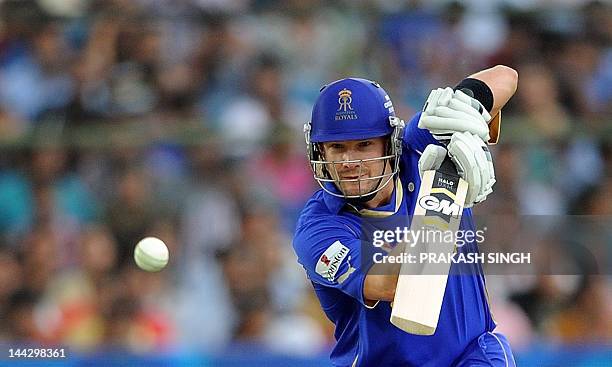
[390,157,468,335]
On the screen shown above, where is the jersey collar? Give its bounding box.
[322,183,349,214]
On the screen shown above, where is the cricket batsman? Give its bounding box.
[293,65,518,366]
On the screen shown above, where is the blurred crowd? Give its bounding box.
[0,0,610,357]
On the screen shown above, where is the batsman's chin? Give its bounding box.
[340,183,375,197]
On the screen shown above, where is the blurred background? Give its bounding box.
[0,0,610,366]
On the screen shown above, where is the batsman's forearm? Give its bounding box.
[364,272,399,302]
[469,65,518,118]
[363,244,405,302]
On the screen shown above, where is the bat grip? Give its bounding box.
[438,155,459,177]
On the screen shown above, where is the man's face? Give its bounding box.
[321,137,388,197]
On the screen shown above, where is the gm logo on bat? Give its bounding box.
[418,195,461,217]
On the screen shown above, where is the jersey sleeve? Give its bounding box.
[293,216,380,308]
[402,112,440,154]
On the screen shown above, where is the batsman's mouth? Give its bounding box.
[341,174,367,180]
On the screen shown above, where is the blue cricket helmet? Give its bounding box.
[309,78,396,142]
[304,77,405,200]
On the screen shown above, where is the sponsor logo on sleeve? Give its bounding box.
[316,240,349,282]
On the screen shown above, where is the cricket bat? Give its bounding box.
[390,156,468,335]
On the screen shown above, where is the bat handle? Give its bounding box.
[438,155,459,177]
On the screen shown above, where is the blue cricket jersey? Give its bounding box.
[293,113,496,367]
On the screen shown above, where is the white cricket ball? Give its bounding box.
[134,237,169,272]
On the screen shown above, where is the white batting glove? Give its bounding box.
[447,132,495,207]
[419,87,492,143]
[418,134,495,208]
[417,144,447,179]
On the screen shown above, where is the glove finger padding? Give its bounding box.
[476,141,496,203]
[448,97,490,124]
[453,90,492,122]
[447,133,482,206]
[421,107,490,141]
[418,144,447,179]
[419,91,492,142]
[447,132,496,207]
[471,135,491,203]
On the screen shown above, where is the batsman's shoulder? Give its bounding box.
[293,213,353,251]
[293,214,356,260]
[296,190,329,219]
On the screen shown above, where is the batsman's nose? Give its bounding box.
[340,153,361,170]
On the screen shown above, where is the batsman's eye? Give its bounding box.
[358,141,373,148]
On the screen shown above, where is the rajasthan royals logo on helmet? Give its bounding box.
[337,88,353,112]
[335,88,357,121]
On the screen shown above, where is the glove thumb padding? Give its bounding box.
[448,131,500,207]
[418,145,448,179]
